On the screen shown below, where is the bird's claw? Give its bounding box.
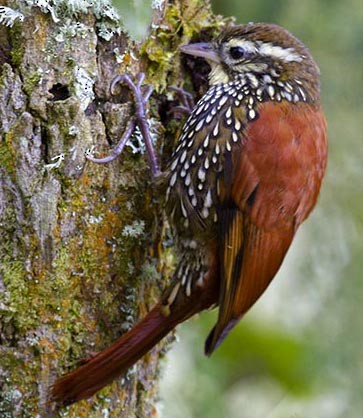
[88,73,160,177]
[110,73,153,110]
[170,86,195,116]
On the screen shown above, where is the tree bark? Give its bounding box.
[0,1,226,416]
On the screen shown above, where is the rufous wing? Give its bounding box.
[205,102,327,355]
[205,207,293,355]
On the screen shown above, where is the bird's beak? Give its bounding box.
[180,42,220,63]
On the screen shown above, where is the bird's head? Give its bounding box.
[180,23,320,102]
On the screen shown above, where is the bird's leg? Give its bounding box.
[169,86,195,116]
[86,117,137,164]
[87,73,160,178]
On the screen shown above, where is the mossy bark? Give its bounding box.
[0,1,227,416]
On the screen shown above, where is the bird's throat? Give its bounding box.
[208,62,229,85]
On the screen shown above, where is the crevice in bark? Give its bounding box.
[40,125,50,164]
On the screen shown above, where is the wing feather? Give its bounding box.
[205,102,327,355]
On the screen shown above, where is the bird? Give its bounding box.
[51,22,327,407]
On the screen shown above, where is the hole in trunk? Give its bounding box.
[49,83,70,101]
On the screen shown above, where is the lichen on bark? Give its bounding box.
[0,0,228,416]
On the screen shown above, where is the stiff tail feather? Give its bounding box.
[51,304,178,407]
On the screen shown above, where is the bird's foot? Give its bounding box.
[169,86,195,117]
[87,73,160,177]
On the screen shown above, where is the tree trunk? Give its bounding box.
[0,1,226,416]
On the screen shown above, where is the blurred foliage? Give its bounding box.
[190,316,313,394]
[111,1,363,417]
[112,0,152,39]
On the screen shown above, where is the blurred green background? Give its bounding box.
[112,1,363,417]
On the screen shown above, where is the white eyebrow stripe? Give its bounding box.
[258,42,303,62]
[226,39,258,54]
[226,38,303,63]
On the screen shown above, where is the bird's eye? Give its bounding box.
[229,46,246,60]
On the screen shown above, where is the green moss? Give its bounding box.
[140,0,230,91]
[22,71,43,95]
[0,256,37,332]
[0,133,16,178]
[9,25,24,67]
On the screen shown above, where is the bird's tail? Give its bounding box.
[50,304,179,407]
